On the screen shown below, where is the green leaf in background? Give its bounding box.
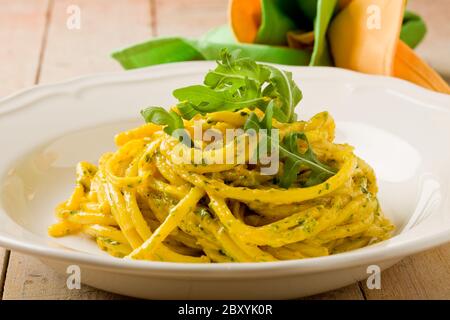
[296,0,318,22]
[255,0,297,45]
[199,25,311,65]
[112,26,311,70]
[310,0,338,66]
[400,10,427,49]
[112,2,428,71]
[195,37,311,65]
[112,37,204,69]
[251,0,338,65]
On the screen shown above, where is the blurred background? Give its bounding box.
[0,0,449,99]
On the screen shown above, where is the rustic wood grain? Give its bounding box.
[38,0,152,83]
[0,0,50,297]
[155,0,228,37]
[362,244,450,299]
[2,0,152,300]
[2,254,128,300]
[0,0,50,97]
[0,250,9,298]
[309,285,364,300]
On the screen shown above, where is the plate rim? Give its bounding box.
[1,61,449,116]
[0,61,449,279]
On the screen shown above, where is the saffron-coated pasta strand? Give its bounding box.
[49,110,394,262]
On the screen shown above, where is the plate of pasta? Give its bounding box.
[0,50,449,299]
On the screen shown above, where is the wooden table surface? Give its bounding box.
[0,0,449,300]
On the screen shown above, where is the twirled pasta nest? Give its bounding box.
[49,111,394,262]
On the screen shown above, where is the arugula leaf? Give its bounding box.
[173,49,269,116]
[244,106,335,188]
[204,49,270,88]
[141,49,335,188]
[172,49,302,123]
[278,132,336,188]
[141,107,183,134]
[262,65,302,122]
[140,107,192,145]
[244,101,274,132]
[176,101,199,120]
[173,85,266,114]
[244,103,277,170]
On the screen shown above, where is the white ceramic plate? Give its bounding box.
[0,62,449,299]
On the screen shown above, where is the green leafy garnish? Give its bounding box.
[176,101,200,120]
[204,48,270,87]
[244,101,274,132]
[140,49,336,188]
[173,84,266,114]
[278,132,336,188]
[141,107,183,135]
[262,65,301,122]
[173,49,301,123]
[244,102,275,162]
[244,108,336,188]
[140,107,191,145]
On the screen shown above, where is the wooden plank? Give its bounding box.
[38,0,152,83]
[155,0,228,37]
[308,285,364,300]
[362,244,450,299]
[0,250,9,298]
[2,254,128,300]
[0,251,5,272]
[0,0,50,298]
[0,0,49,97]
[2,0,152,300]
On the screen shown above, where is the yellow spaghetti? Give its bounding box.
[49,109,394,262]
[49,50,394,262]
